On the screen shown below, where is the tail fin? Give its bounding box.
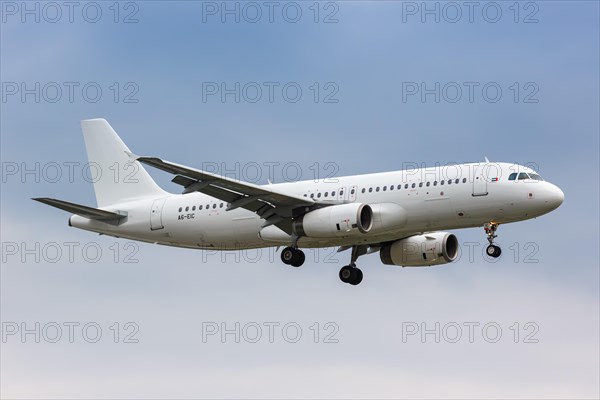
[81,119,167,207]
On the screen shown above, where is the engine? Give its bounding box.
[369,203,408,234]
[380,232,459,267]
[293,203,373,238]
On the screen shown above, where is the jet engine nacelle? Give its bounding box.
[380,232,459,267]
[293,203,373,238]
[369,203,408,234]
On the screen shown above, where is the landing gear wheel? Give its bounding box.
[486,244,502,258]
[349,268,363,285]
[281,247,305,267]
[339,265,363,285]
[338,245,369,286]
[339,265,354,283]
[290,250,305,267]
[281,247,295,265]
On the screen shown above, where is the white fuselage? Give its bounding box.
[69,162,564,250]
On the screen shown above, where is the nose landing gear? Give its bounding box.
[484,222,502,258]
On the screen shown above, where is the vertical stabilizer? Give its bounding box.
[81,119,167,207]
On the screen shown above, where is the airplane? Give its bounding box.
[33,119,564,285]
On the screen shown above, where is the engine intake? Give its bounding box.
[380,232,459,267]
[294,203,373,238]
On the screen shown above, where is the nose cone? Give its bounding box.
[545,183,564,211]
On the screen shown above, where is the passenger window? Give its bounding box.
[324,192,328,197]
[462,178,467,183]
[405,184,409,189]
[455,179,459,184]
[447,180,452,185]
[426,182,430,187]
[383,186,387,191]
[369,188,373,193]
[362,188,366,193]
[419,182,423,188]
[192,206,196,211]
[397,184,402,190]
[340,190,344,196]
[351,189,355,194]
[376,187,380,192]
[178,207,182,212]
[220,203,223,208]
[390,185,394,191]
[199,205,203,210]
[508,173,518,181]
[310,193,314,198]
[317,193,321,198]
[441,180,445,185]
[411,183,415,188]
[213,203,216,209]
[434,181,438,186]
[206,204,209,209]
[185,206,189,211]
[303,194,307,197]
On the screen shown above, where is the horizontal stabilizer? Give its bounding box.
[33,198,126,224]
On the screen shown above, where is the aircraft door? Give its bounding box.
[349,185,358,202]
[472,164,488,196]
[150,198,167,230]
[337,187,348,201]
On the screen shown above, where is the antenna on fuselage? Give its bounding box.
[484,156,490,163]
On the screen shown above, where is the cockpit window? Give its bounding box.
[518,173,530,180]
[508,173,518,181]
[529,173,544,181]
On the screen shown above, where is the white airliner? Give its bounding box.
[34,119,564,285]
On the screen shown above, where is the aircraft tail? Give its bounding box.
[81,118,167,207]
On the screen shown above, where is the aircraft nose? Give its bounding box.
[545,183,564,210]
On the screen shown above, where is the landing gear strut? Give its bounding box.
[339,245,368,285]
[484,222,502,258]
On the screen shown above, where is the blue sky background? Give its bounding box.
[1,1,599,398]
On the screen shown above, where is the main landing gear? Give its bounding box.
[338,245,368,286]
[280,242,367,286]
[280,246,305,267]
[484,222,502,258]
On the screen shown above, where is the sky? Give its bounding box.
[1,1,599,398]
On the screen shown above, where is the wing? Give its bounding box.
[137,156,334,234]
